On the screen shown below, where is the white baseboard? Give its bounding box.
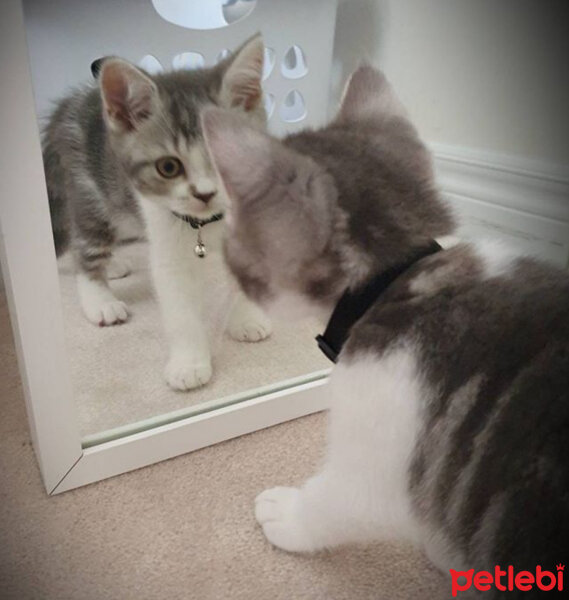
[431,144,569,267]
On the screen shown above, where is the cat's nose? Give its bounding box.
[190,186,217,204]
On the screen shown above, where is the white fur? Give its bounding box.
[409,263,455,295]
[409,238,520,295]
[474,239,519,279]
[435,235,461,250]
[265,290,328,323]
[106,256,131,280]
[188,144,218,198]
[114,212,145,243]
[139,197,271,391]
[256,345,424,551]
[77,273,128,326]
[226,296,272,342]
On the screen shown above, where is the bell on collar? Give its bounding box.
[194,242,207,258]
[194,225,207,258]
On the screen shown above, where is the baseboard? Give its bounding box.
[431,143,569,267]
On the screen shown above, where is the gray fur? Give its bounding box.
[203,65,454,312]
[204,64,568,585]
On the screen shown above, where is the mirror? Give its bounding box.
[22,0,330,446]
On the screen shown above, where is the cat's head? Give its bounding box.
[202,64,454,320]
[98,34,265,219]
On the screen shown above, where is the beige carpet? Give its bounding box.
[0,293,448,599]
[56,241,329,440]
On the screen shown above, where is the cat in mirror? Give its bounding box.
[42,34,272,391]
[203,66,568,581]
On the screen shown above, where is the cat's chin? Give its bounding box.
[167,204,224,220]
[167,195,225,220]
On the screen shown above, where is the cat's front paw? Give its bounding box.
[78,275,130,326]
[227,302,272,342]
[255,487,315,553]
[85,300,129,327]
[165,354,212,391]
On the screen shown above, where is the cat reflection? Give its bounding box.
[42,34,271,391]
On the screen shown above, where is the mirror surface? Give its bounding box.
[23,0,330,444]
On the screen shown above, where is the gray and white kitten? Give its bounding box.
[42,34,272,391]
[202,66,568,591]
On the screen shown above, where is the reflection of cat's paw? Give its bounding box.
[107,257,132,280]
[85,300,129,327]
[227,304,272,342]
[255,487,314,553]
[165,354,212,391]
[228,319,272,342]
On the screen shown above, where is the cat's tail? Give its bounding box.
[41,137,70,257]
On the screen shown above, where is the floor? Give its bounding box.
[56,241,329,439]
[0,293,449,600]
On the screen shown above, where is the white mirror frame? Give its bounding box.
[0,0,329,495]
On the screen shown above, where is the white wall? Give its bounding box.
[333,0,569,167]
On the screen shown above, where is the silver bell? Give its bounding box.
[194,225,207,258]
[194,242,207,258]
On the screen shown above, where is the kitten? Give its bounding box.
[42,34,272,390]
[202,66,569,591]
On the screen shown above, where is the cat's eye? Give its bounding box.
[156,157,184,178]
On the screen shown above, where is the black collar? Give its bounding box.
[316,240,442,363]
[171,211,224,229]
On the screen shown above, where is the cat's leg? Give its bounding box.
[159,276,213,391]
[255,468,375,552]
[106,256,132,280]
[74,231,128,327]
[255,348,423,553]
[226,292,272,342]
[148,231,213,390]
[67,178,129,326]
[106,212,144,279]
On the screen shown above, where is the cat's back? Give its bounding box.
[43,84,102,153]
[342,243,569,571]
[346,242,569,372]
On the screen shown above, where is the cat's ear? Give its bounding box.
[91,56,119,79]
[201,107,273,201]
[100,58,158,132]
[336,63,407,123]
[219,33,264,112]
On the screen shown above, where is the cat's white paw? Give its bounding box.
[255,487,315,553]
[165,354,213,391]
[77,274,129,326]
[106,257,132,280]
[227,302,272,342]
[228,319,272,342]
[84,300,129,327]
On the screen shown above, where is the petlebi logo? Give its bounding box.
[450,564,564,596]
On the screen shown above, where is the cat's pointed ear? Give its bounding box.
[100,58,158,132]
[202,107,273,201]
[336,63,407,123]
[219,33,264,112]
